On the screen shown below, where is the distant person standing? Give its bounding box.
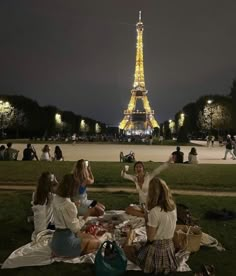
[72,133,77,144]
[0,145,6,160]
[211,136,215,147]
[206,135,211,147]
[22,144,38,161]
[171,146,184,163]
[149,135,153,145]
[223,135,236,160]
[3,142,19,160]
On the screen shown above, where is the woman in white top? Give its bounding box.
[31,172,58,240]
[124,176,178,274]
[121,161,169,217]
[40,144,52,161]
[51,174,100,257]
[188,147,199,164]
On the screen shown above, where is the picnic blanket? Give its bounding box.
[1,210,192,271]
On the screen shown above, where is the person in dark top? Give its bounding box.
[22,144,38,161]
[223,135,236,160]
[54,145,64,161]
[0,145,6,160]
[171,146,184,163]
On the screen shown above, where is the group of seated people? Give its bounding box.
[0,142,19,161]
[171,146,199,164]
[39,144,64,161]
[31,157,180,274]
[31,159,105,257]
[0,143,64,161]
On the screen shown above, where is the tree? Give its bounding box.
[197,95,232,135]
[0,100,14,137]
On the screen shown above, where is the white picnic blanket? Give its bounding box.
[1,210,191,271]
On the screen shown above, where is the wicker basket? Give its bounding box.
[173,225,202,252]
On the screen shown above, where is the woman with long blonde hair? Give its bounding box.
[72,159,105,217]
[124,176,178,274]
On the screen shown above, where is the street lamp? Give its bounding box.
[207,99,213,133]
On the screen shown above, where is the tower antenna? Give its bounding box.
[139,10,142,22]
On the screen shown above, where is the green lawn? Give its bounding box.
[0,161,236,191]
[0,191,236,275]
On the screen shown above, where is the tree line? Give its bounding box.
[0,95,106,139]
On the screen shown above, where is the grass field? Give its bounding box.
[0,191,236,275]
[0,161,236,275]
[0,161,236,191]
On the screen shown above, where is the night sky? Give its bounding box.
[1,0,236,125]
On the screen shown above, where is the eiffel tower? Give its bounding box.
[119,11,159,135]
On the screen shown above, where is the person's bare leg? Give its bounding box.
[78,232,101,255]
[123,245,137,264]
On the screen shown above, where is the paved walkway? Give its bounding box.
[8,141,236,164]
[1,184,236,197]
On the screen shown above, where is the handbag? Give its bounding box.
[173,225,202,252]
[95,240,127,276]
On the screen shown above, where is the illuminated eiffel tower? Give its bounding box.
[119,11,159,135]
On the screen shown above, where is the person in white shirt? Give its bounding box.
[51,174,100,257]
[40,144,52,161]
[31,172,58,240]
[124,176,178,274]
[187,147,199,164]
[121,160,170,217]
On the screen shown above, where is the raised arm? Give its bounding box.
[86,165,94,184]
[149,161,170,180]
[121,169,136,182]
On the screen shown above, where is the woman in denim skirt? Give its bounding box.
[51,174,100,257]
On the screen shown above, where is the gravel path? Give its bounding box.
[6,141,236,164]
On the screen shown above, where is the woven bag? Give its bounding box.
[173,225,202,252]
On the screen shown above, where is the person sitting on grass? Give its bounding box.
[72,159,105,217]
[3,142,19,161]
[22,143,38,161]
[123,176,177,275]
[53,145,64,161]
[120,151,136,163]
[31,172,58,240]
[40,144,52,161]
[187,147,199,164]
[121,159,170,217]
[171,146,184,163]
[51,174,100,257]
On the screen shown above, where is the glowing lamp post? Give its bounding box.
[207,100,213,133]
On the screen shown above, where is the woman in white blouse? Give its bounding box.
[51,174,100,257]
[121,160,170,217]
[124,177,178,274]
[40,144,52,161]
